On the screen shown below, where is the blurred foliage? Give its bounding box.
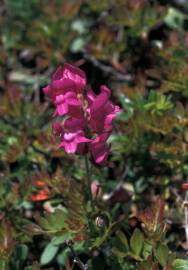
[1,0,188,269]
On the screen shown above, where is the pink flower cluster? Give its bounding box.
[43,63,121,165]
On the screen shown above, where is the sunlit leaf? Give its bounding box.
[40,241,59,265]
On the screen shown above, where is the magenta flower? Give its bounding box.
[87,86,121,133]
[90,133,110,165]
[43,63,86,101]
[60,130,90,154]
[54,92,81,117]
[44,63,121,166]
[63,117,85,132]
[52,121,90,154]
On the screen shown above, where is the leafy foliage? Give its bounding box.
[0,0,188,269]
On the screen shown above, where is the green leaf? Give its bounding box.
[142,241,152,259]
[111,236,128,254]
[130,228,144,256]
[138,261,152,270]
[57,248,70,266]
[116,231,129,251]
[52,209,67,230]
[112,247,126,258]
[155,243,169,267]
[37,217,51,231]
[164,7,185,30]
[15,244,28,261]
[171,259,188,270]
[51,233,72,246]
[71,19,88,34]
[70,37,86,52]
[38,209,67,231]
[40,241,59,265]
[23,223,43,235]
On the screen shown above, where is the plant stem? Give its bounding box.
[84,155,94,211]
[185,191,188,245]
[66,240,88,270]
[2,261,6,270]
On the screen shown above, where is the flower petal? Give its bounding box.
[90,85,111,112]
[56,102,68,116]
[63,63,86,92]
[52,66,64,80]
[64,118,85,132]
[64,142,77,153]
[90,133,110,165]
[51,78,75,93]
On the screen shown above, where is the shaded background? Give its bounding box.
[1,0,188,269]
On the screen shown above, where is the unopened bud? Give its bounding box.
[95,216,105,227]
[91,180,102,199]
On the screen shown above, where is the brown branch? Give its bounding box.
[65,240,88,270]
[82,50,132,81]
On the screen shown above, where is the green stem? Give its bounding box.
[84,155,94,211]
[1,261,6,270]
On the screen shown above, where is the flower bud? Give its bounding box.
[95,216,105,227]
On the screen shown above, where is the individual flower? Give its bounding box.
[61,63,86,93]
[60,130,90,154]
[91,180,102,199]
[44,64,86,97]
[90,132,110,165]
[87,86,121,133]
[54,92,81,117]
[53,121,90,154]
